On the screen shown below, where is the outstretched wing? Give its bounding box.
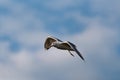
[66,41,85,61]
[60,42,73,50]
[44,36,62,50]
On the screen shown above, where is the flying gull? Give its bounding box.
[44,36,85,61]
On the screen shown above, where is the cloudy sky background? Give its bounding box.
[0,0,120,80]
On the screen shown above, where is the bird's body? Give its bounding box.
[51,42,73,50]
[44,36,85,61]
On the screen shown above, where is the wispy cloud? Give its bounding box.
[0,0,120,80]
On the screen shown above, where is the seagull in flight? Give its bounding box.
[44,36,85,61]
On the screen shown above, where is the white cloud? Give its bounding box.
[1,22,119,80]
[0,0,120,80]
[0,41,11,59]
[0,26,120,80]
[69,19,119,57]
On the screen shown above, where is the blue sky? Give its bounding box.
[0,0,120,80]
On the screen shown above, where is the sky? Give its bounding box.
[0,0,120,80]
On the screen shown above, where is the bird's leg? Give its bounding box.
[68,50,74,57]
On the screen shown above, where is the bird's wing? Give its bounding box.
[60,42,72,50]
[66,41,85,61]
[44,36,62,50]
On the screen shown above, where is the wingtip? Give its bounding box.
[80,55,85,61]
[82,58,85,62]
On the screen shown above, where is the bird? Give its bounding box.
[44,36,85,61]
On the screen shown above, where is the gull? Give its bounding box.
[44,36,85,61]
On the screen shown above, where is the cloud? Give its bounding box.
[0,0,120,80]
[1,24,119,80]
[62,19,120,80]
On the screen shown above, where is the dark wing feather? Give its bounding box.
[44,36,62,50]
[67,41,85,61]
[60,42,73,50]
